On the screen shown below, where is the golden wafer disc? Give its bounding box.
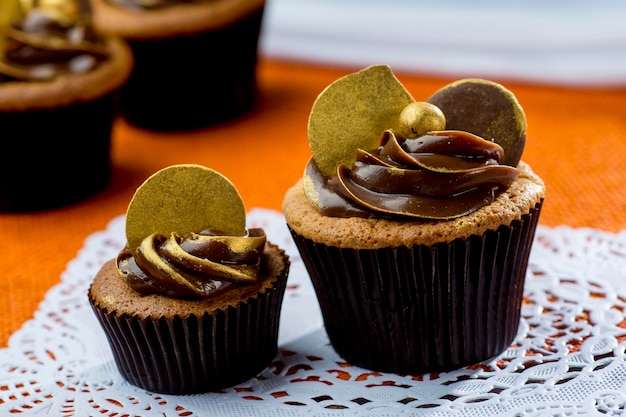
[307,65,415,178]
[125,164,246,253]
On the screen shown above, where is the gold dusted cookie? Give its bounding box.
[307,65,415,178]
[125,164,246,253]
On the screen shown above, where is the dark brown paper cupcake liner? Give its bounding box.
[119,7,264,131]
[289,201,543,374]
[0,93,116,212]
[89,254,289,394]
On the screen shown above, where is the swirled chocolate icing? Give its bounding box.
[305,129,519,220]
[117,228,267,299]
[0,1,108,82]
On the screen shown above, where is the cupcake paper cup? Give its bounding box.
[289,201,543,374]
[99,6,265,131]
[1,94,116,212]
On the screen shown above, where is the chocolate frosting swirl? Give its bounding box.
[0,1,108,82]
[305,129,519,220]
[117,228,267,299]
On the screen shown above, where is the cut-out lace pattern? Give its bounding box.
[1,209,626,416]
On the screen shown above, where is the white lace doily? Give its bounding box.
[2,208,626,416]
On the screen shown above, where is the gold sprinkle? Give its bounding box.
[101,295,116,306]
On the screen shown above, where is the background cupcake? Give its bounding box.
[90,0,265,131]
[282,66,546,374]
[0,0,132,212]
[88,164,290,394]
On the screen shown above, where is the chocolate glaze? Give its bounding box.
[307,129,519,220]
[117,228,267,299]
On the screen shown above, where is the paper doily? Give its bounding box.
[2,208,626,416]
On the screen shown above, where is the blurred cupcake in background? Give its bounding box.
[90,0,266,131]
[0,0,132,212]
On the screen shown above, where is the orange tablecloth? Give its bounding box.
[1,59,626,348]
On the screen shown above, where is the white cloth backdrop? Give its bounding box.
[259,0,626,86]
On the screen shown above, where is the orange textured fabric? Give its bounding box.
[1,59,626,347]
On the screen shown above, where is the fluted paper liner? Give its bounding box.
[289,201,543,374]
[1,93,115,212]
[89,252,289,394]
[117,8,265,131]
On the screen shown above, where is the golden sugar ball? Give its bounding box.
[398,101,446,138]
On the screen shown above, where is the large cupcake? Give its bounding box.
[282,66,545,374]
[90,0,265,131]
[88,164,290,394]
[0,0,132,212]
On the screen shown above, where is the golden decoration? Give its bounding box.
[125,164,247,254]
[0,0,21,58]
[398,102,446,138]
[307,65,415,178]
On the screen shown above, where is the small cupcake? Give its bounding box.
[282,66,545,374]
[90,0,265,131]
[0,0,132,212]
[88,164,290,394]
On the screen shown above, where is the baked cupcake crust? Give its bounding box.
[0,37,132,111]
[283,161,546,249]
[91,0,265,40]
[89,242,289,320]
